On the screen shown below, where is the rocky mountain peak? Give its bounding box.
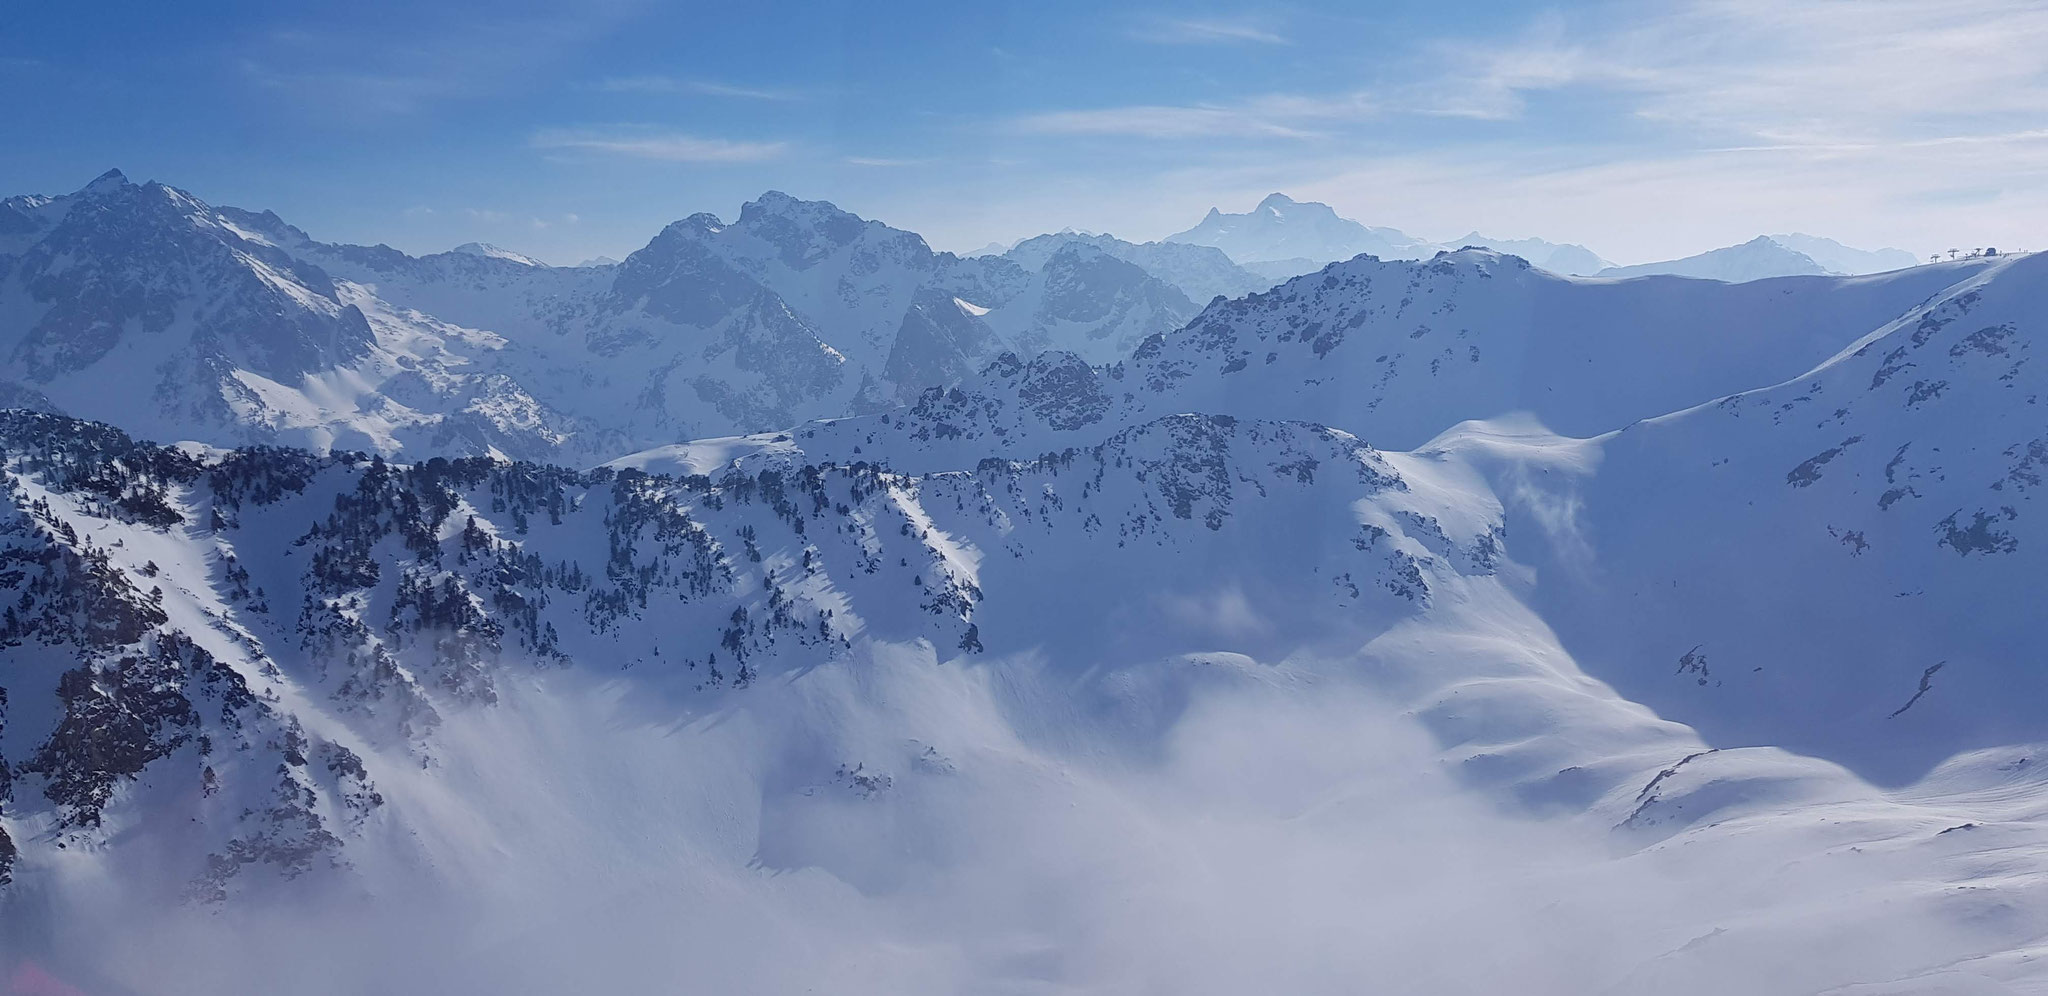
[79,168,131,196]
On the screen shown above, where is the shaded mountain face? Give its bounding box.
[1004,230,1275,303]
[1165,192,1444,264]
[976,243,1198,364]
[0,172,377,431]
[1598,235,1834,281]
[1496,252,2048,779]
[5,249,2048,994]
[1451,232,1612,275]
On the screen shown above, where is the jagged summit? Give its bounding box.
[80,167,130,194]
[1166,192,1442,264]
[737,189,864,228]
[0,171,377,436]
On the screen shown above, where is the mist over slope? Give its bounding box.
[0,172,2045,994]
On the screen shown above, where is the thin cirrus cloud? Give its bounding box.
[595,76,802,101]
[1403,0,2048,138]
[530,128,789,163]
[1131,16,1290,46]
[1013,93,1374,140]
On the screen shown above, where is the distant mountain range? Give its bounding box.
[1162,192,1613,274]
[1166,192,1447,263]
[0,171,1207,462]
[1600,234,1921,281]
[1157,192,1920,283]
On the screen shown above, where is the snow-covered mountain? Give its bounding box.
[774,250,1998,471]
[0,169,505,456]
[1164,196,1614,277]
[4,247,2047,993]
[1166,192,1445,263]
[974,241,1198,364]
[1497,252,2048,778]
[0,173,1216,464]
[1598,235,1898,282]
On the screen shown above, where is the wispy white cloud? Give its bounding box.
[1014,93,1374,140]
[1131,15,1290,46]
[987,0,2048,259]
[241,62,464,118]
[1414,0,2048,139]
[1404,20,1604,120]
[530,127,789,163]
[843,156,931,167]
[1017,106,1315,139]
[239,0,657,120]
[596,76,802,101]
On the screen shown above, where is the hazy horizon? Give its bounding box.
[7,1,2044,264]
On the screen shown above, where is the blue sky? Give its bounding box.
[4,0,2045,264]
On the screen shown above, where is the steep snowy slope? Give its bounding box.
[776,251,1999,473]
[0,171,565,460]
[1166,193,1446,263]
[1443,249,2048,782]
[1599,236,1834,281]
